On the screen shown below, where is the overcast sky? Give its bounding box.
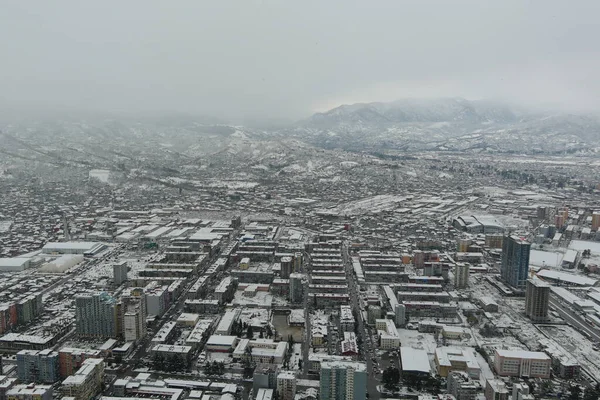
[1,1,599,121]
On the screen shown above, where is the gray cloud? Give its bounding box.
[1,0,599,121]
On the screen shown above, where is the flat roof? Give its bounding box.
[495,349,551,360]
[0,258,29,267]
[42,241,100,250]
[400,347,431,373]
[206,335,238,346]
[537,269,597,286]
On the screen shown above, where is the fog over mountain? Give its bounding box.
[1,1,600,121]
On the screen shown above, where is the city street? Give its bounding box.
[342,242,380,400]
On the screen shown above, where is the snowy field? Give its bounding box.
[89,169,111,183]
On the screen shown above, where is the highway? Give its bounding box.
[342,242,379,400]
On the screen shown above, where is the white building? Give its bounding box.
[0,257,31,272]
[494,349,551,378]
[215,309,241,335]
[41,242,106,255]
[339,305,355,332]
[375,319,400,349]
[233,338,288,364]
[277,371,297,400]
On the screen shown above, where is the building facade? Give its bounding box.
[320,361,367,400]
[454,263,470,289]
[485,379,509,400]
[121,287,147,342]
[525,279,550,322]
[75,293,121,339]
[289,273,305,304]
[501,236,531,290]
[113,261,128,285]
[16,349,59,384]
[493,349,551,378]
[60,358,105,400]
[447,371,481,400]
[58,348,102,379]
[276,371,297,400]
[6,384,53,400]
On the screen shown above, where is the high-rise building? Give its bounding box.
[366,305,381,325]
[457,238,471,253]
[293,253,303,272]
[593,212,600,231]
[320,361,367,400]
[16,349,59,384]
[339,305,355,332]
[280,257,293,279]
[289,273,305,304]
[253,364,280,393]
[145,282,169,317]
[121,287,146,342]
[394,304,406,327]
[485,234,504,249]
[501,236,531,290]
[525,279,550,322]
[454,263,470,289]
[113,261,128,285]
[75,293,121,339]
[276,371,297,400]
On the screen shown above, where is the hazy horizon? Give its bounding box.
[2,1,600,122]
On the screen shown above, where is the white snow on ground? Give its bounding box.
[89,169,111,183]
[332,194,408,215]
[289,343,303,371]
[475,352,494,386]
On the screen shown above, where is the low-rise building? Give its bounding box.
[375,319,400,349]
[493,349,551,378]
[205,335,238,352]
[6,384,52,400]
[233,339,287,364]
[435,347,480,378]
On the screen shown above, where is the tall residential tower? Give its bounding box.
[320,361,367,400]
[501,236,530,290]
[525,279,550,322]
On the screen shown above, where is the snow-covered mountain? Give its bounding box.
[291,98,600,154]
[306,98,520,128]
